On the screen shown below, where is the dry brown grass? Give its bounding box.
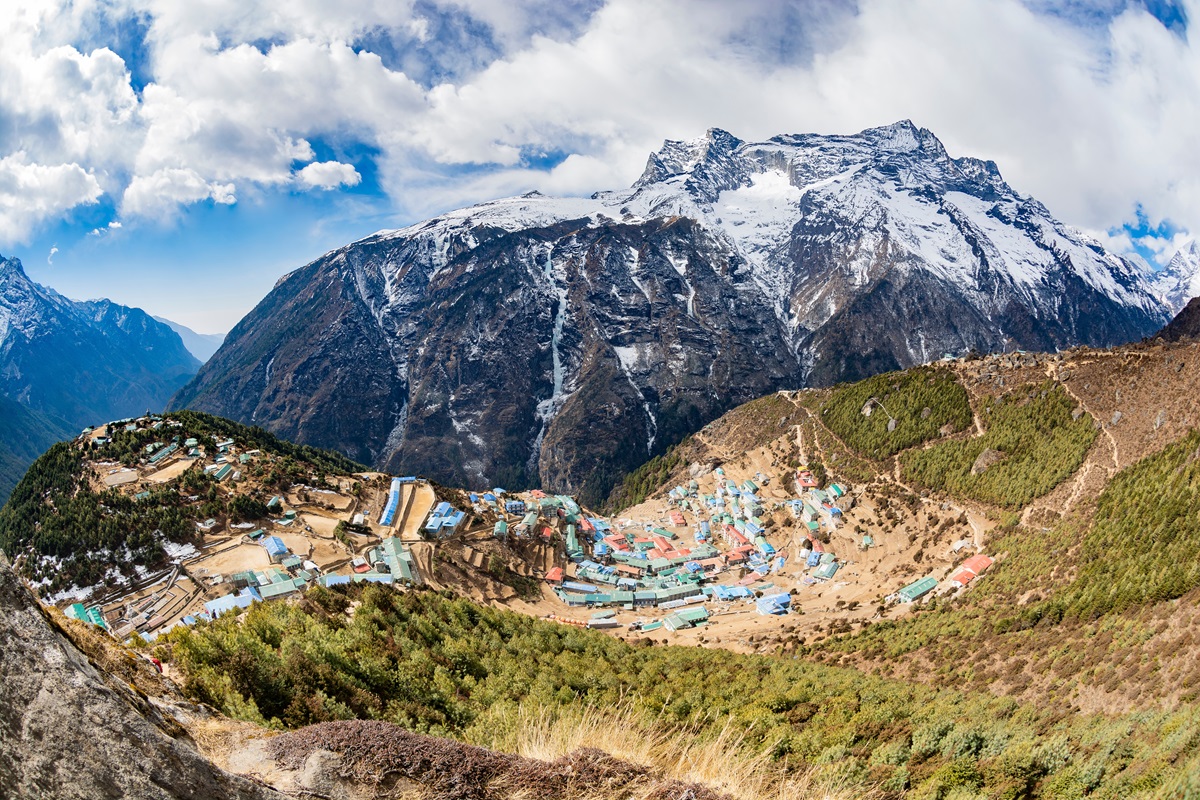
[488,704,876,800]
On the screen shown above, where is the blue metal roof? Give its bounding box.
[261,536,288,556]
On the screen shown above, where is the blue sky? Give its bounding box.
[1,0,1196,332]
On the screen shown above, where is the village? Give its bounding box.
[55,405,997,652]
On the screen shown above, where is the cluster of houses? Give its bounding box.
[491,461,990,624]
[424,501,467,536]
[88,413,262,489]
[490,468,863,619]
[67,417,434,641]
[347,537,420,585]
[61,412,1001,644]
[201,535,322,617]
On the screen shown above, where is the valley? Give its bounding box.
[6,4,1200,798]
[5,329,1200,799]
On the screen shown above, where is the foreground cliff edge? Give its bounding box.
[0,551,282,799]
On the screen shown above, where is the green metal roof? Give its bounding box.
[899,576,938,601]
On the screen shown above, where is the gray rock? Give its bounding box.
[971,448,1006,475]
[0,554,284,800]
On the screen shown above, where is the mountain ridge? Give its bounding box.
[172,121,1171,505]
[153,316,227,362]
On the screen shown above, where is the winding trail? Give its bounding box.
[776,390,986,548]
[1012,366,1120,525]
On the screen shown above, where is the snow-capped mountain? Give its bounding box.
[1153,240,1200,315]
[172,121,1170,505]
[0,254,199,436]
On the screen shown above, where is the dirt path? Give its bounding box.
[781,386,989,550]
[1059,378,1120,474]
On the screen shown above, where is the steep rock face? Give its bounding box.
[173,122,1169,504]
[1158,297,1200,341]
[0,256,200,428]
[0,555,284,800]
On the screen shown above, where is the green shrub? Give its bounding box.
[900,384,1096,509]
[821,367,971,460]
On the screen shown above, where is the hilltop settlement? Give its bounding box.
[19,387,999,650]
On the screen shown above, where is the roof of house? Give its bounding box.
[899,576,938,600]
[261,536,288,556]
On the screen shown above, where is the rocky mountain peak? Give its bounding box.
[862,118,942,154]
[0,254,26,281]
[634,127,745,190]
[0,260,199,438]
[1154,240,1200,314]
[174,122,1171,506]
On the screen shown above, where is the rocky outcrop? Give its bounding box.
[263,720,730,800]
[172,122,1169,505]
[0,553,283,800]
[971,448,1007,475]
[1158,297,1200,342]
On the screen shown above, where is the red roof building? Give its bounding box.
[951,554,994,587]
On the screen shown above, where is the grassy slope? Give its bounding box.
[163,582,1200,799]
[818,430,1200,716]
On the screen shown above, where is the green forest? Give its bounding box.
[821,368,972,460]
[605,444,685,513]
[163,582,1200,799]
[900,384,1097,509]
[1049,428,1200,619]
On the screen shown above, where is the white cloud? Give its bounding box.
[47,245,57,263]
[88,220,122,236]
[1,0,1200,263]
[0,153,102,241]
[297,161,362,190]
[121,167,235,218]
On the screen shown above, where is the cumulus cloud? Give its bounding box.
[0,0,1198,262]
[122,167,235,218]
[296,161,362,190]
[88,220,122,236]
[0,153,103,241]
